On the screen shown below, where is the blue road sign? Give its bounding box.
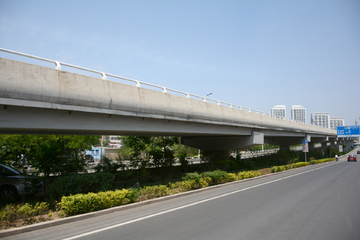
[302,139,308,152]
[337,125,360,137]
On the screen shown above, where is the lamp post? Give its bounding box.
[205,93,212,97]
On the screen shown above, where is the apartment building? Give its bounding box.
[311,113,330,128]
[330,118,345,130]
[271,105,286,119]
[291,105,306,123]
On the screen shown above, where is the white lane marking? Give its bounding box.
[63,163,335,240]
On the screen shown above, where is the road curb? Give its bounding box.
[0,160,340,238]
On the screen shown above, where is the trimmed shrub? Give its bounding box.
[238,170,263,180]
[199,176,212,188]
[308,158,335,165]
[0,202,50,229]
[226,173,238,182]
[138,185,171,201]
[59,189,133,216]
[284,164,293,170]
[271,161,310,173]
[18,203,34,218]
[182,172,202,183]
[169,179,198,192]
[294,162,310,168]
[201,170,228,185]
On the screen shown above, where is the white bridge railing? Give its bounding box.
[0,48,306,124]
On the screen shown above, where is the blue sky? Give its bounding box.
[1,0,359,125]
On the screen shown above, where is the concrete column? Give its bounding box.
[309,142,314,151]
[321,142,327,151]
[280,145,290,151]
[344,140,354,151]
[201,150,230,170]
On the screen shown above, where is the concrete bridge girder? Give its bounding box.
[181,131,264,150]
[0,104,254,136]
[265,137,306,146]
[0,57,338,152]
[1,57,337,136]
[311,135,329,142]
[266,134,335,152]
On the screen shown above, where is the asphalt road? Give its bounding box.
[5,149,360,240]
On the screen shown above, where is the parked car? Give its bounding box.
[347,155,357,162]
[0,164,43,201]
[85,154,94,162]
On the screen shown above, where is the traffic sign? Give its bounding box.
[337,125,360,137]
[302,139,308,153]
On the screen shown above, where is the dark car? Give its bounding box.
[347,155,357,162]
[0,164,43,200]
[85,154,94,162]
[357,150,360,154]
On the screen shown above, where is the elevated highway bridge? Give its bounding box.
[0,48,337,151]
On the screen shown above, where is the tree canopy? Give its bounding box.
[0,135,100,177]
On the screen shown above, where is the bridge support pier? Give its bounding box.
[200,150,230,170]
[279,145,290,151]
[321,142,328,151]
[340,139,354,152]
[309,142,314,151]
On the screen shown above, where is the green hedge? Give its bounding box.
[271,162,310,173]
[271,158,335,173]
[46,173,115,202]
[182,172,202,183]
[59,189,134,216]
[238,170,263,179]
[183,170,238,185]
[309,158,334,165]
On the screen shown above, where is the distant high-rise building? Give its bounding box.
[330,118,345,130]
[311,113,330,128]
[271,105,286,119]
[291,105,306,123]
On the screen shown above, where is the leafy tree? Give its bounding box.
[323,146,340,158]
[173,144,190,172]
[0,135,100,177]
[0,135,56,172]
[173,144,197,158]
[94,156,125,174]
[121,136,151,157]
[148,136,179,169]
[121,136,152,169]
[102,138,110,147]
[120,136,180,175]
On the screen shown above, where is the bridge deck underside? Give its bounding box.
[0,104,336,150]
